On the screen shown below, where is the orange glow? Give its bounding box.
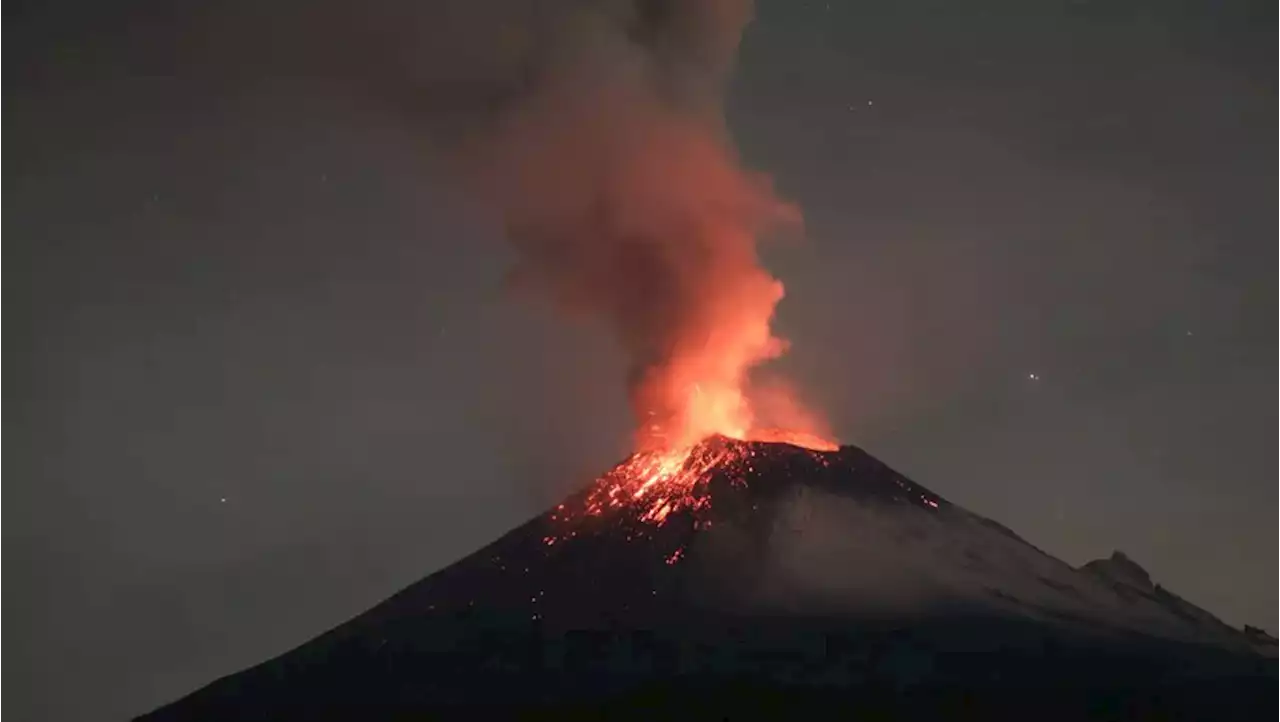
[623,264,837,455]
[626,241,837,456]
[581,442,732,522]
[543,436,839,555]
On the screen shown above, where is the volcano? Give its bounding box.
[138,437,1273,721]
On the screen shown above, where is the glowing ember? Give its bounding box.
[544,433,840,554]
[581,347,838,533]
[581,442,740,524]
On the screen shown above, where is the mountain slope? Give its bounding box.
[138,437,1273,721]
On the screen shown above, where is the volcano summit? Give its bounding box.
[139,437,1273,721]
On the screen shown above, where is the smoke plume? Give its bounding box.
[88,0,831,450]
[440,0,823,450]
[199,0,824,448]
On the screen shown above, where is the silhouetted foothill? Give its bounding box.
[1244,625,1278,649]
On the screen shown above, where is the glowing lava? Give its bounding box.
[582,442,734,523]
[621,290,839,513]
[554,432,836,546]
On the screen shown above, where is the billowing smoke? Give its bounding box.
[219,0,828,450]
[442,0,825,450]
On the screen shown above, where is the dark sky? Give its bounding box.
[8,1,1274,719]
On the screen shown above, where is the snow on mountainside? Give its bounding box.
[751,482,1258,652]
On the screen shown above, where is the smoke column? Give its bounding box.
[457,0,828,451]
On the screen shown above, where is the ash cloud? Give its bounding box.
[292,0,835,447]
[413,0,807,447]
[159,0,812,447]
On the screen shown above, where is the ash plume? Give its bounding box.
[186,0,822,449]
[449,0,818,449]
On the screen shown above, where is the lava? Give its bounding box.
[582,442,737,523]
[549,435,839,552]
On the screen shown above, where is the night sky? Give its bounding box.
[8,1,1274,720]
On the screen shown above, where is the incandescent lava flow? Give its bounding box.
[542,434,841,554]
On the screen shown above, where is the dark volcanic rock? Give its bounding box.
[137,438,1274,721]
[1082,551,1156,592]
